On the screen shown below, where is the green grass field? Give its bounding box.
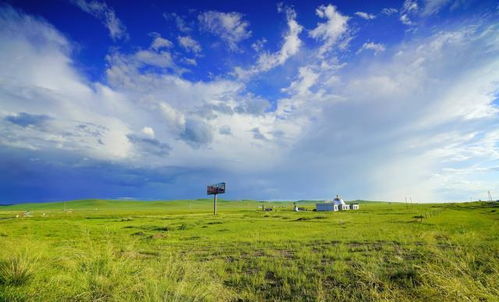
[0,200,497,301]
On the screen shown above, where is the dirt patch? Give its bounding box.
[149,233,167,239]
[348,241,383,252]
[138,250,160,257]
[277,249,296,259]
[152,226,169,232]
[295,217,311,221]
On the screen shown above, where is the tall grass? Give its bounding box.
[0,253,36,286]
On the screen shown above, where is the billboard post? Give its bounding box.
[207,182,226,215]
[213,194,217,215]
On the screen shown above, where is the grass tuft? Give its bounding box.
[0,253,35,286]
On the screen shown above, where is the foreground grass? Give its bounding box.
[0,200,497,301]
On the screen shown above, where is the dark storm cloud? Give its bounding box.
[127,134,171,156]
[0,147,206,203]
[180,119,213,147]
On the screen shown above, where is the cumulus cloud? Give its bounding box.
[357,42,386,55]
[178,35,202,53]
[355,11,376,20]
[106,43,179,74]
[150,34,173,50]
[134,50,174,68]
[71,0,128,40]
[309,4,350,55]
[198,11,251,51]
[234,5,302,78]
[141,127,155,137]
[163,12,192,33]
[282,67,319,96]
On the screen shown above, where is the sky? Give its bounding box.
[0,0,498,203]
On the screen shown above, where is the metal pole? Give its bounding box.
[213,194,217,215]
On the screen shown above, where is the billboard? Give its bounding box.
[207,182,226,195]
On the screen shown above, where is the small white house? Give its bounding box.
[315,195,357,212]
[333,195,351,211]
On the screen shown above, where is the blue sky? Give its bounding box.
[0,0,498,203]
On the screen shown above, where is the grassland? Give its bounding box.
[0,199,497,301]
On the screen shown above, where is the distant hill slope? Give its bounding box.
[0,198,391,211]
[0,199,259,211]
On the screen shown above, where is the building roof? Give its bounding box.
[333,195,346,205]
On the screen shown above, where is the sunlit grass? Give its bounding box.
[0,200,497,301]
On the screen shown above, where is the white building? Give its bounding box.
[315,195,359,211]
[340,204,350,210]
[332,195,351,210]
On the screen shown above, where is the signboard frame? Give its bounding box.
[207,182,226,215]
[207,182,226,195]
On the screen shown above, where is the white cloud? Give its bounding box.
[381,8,398,15]
[150,35,173,50]
[198,11,251,51]
[400,14,413,25]
[178,35,202,53]
[251,38,267,52]
[1,5,499,202]
[422,0,452,16]
[183,58,197,66]
[357,42,386,55]
[355,11,376,20]
[399,0,419,25]
[0,8,133,159]
[282,66,319,96]
[106,36,181,73]
[141,127,155,138]
[309,4,350,55]
[402,0,419,13]
[234,6,302,78]
[134,50,173,68]
[163,12,191,33]
[71,0,128,41]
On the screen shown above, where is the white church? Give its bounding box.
[316,195,359,211]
